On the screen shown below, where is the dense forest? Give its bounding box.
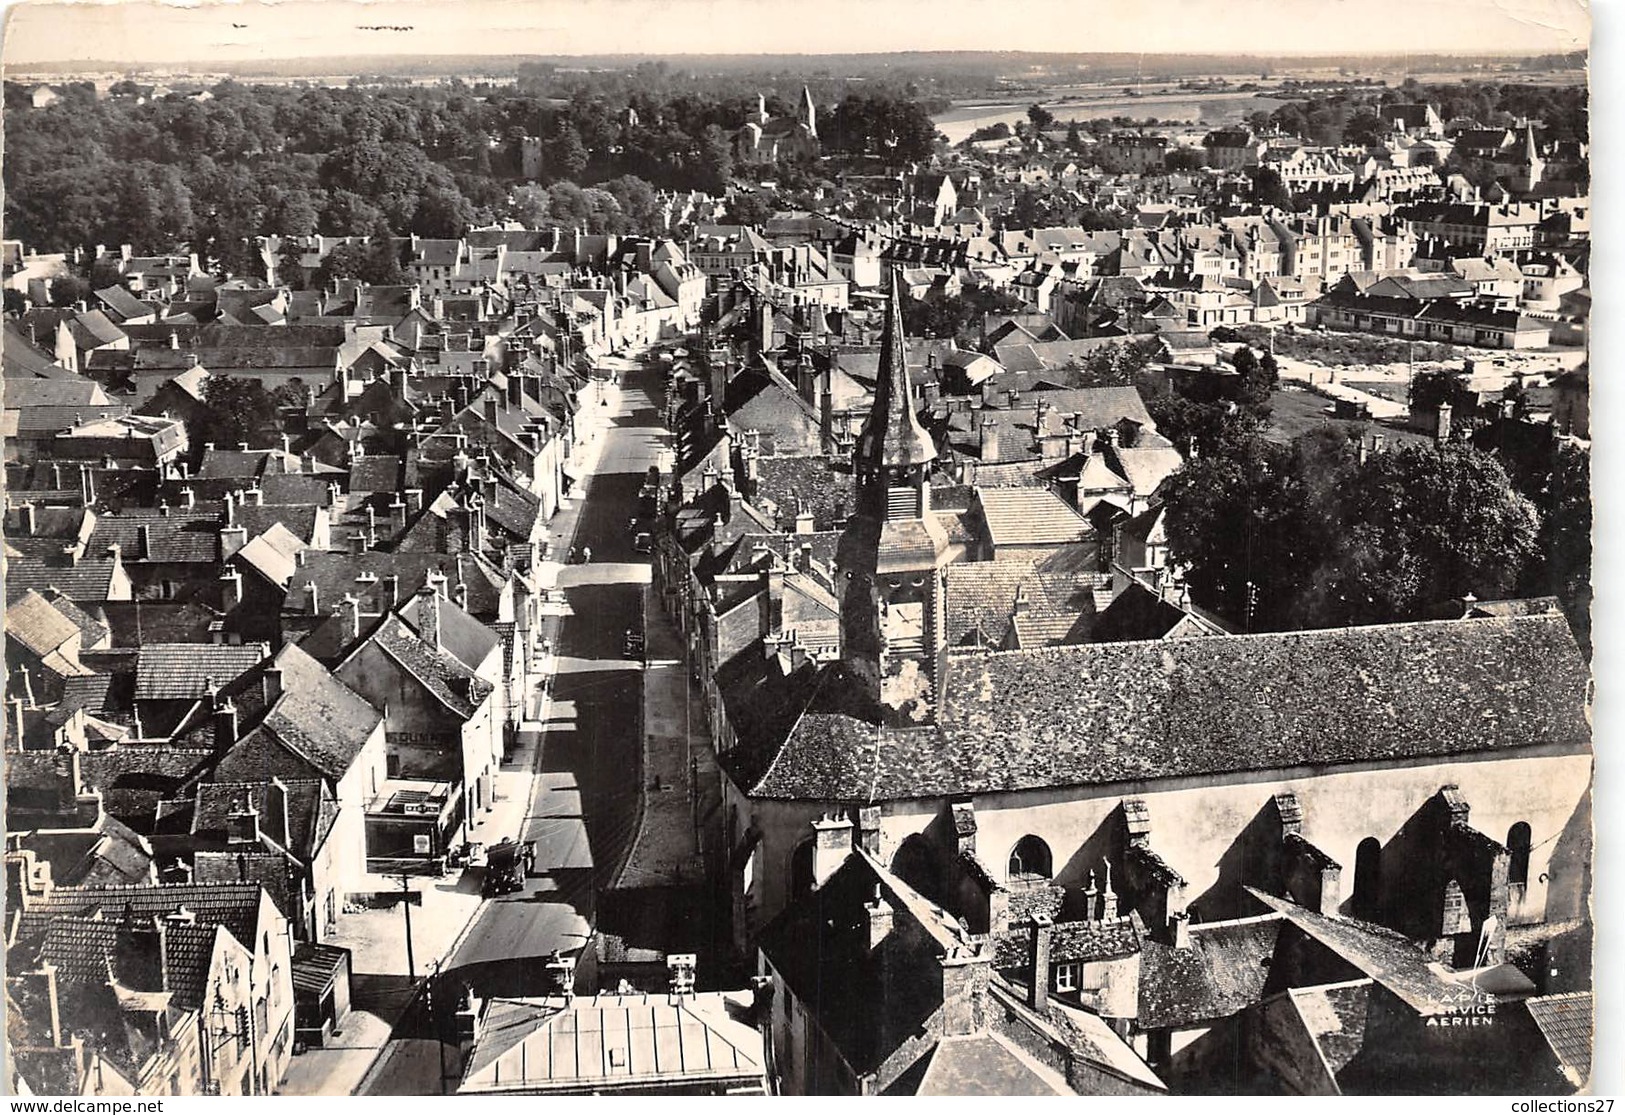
[1,76,939,273]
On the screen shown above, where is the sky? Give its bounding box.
[0,0,1593,67]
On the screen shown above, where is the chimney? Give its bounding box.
[385,574,401,609]
[795,503,815,535]
[304,581,320,616]
[867,887,895,950]
[262,666,283,707]
[19,503,36,536]
[417,584,441,651]
[221,521,248,558]
[545,951,575,1000]
[343,593,362,639]
[225,793,261,847]
[266,777,292,849]
[214,698,239,750]
[1027,914,1054,1011]
[53,748,83,814]
[220,568,243,607]
[979,416,1000,462]
[1101,861,1118,920]
[39,963,63,1047]
[1170,910,1191,949]
[811,812,854,887]
[667,953,697,998]
[182,486,195,508]
[857,806,882,856]
[78,463,96,506]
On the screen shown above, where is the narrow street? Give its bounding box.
[356,359,674,1094]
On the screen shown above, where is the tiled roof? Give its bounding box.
[134,643,270,701]
[976,488,1089,547]
[40,589,108,648]
[1246,889,1471,1017]
[231,642,382,783]
[349,455,403,493]
[233,523,305,588]
[738,613,1589,801]
[903,1032,1072,1096]
[88,513,222,564]
[6,589,84,657]
[5,556,121,604]
[943,561,1101,647]
[993,916,1140,971]
[758,849,981,1082]
[750,457,858,532]
[1525,992,1592,1085]
[191,778,331,857]
[15,881,267,954]
[372,616,492,718]
[1136,914,1284,1028]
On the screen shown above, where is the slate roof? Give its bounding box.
[227,642,383,784]
[1136,914,1284,1029]
[1525,992,1592,1086]
[943,561,1101,647]
[191,778,334,858]
[88,513,222,564]
[737,613,1589,801]
[39,915,222,1011]
[134,643,270,701]
[750,457,859,531]
[7,590,85,657]
[976,488,1089,547]
[232,523,306,588]
[5,556,122,604]
[371,616,493,719]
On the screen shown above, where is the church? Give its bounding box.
[734,87,821,166]
[702,274,1592,1020]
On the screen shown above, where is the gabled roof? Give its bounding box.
[738,612,1589,802]
[1136,913,1284,1029]
[975,487,1089,547]
[902,1032,1072,1096]
[227,642,383,784]
[15,881,269,954]
[134,643,270,701]
[232,523,306,589]
[1246,889,1473,1017]
[6,589,85,657]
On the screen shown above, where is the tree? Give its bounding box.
[1343,111,1389,147]
[1065,120,1083,151]
[1162,430,1540,632]
[1250,166,1296,211]
[1164,147,1207,173]
[541,121,589,183]
[722,191,772,227]
[1027,103,1055,131]
[195,376,279,450]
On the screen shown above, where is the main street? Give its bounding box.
[358,357,670,1093]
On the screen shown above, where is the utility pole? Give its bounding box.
[399,871,417,980]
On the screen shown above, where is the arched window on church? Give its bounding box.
[1507,822,1533,891]
[1008,835,1053,883]
[1353,837,1382,917]
[790,840,816,900]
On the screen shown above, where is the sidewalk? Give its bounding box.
[613,584,712,889]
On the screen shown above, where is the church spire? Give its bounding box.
[856,268,936,475]
[802,85,818,139]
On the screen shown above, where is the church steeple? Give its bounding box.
[855,268,936,514]
[836,268,949,723]
[802,85,818,139]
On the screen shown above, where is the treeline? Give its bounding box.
[1243,79,1588,147]
[2,78,939,274]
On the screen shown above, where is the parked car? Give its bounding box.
[482,838,533,897]
[624,628,645,659]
